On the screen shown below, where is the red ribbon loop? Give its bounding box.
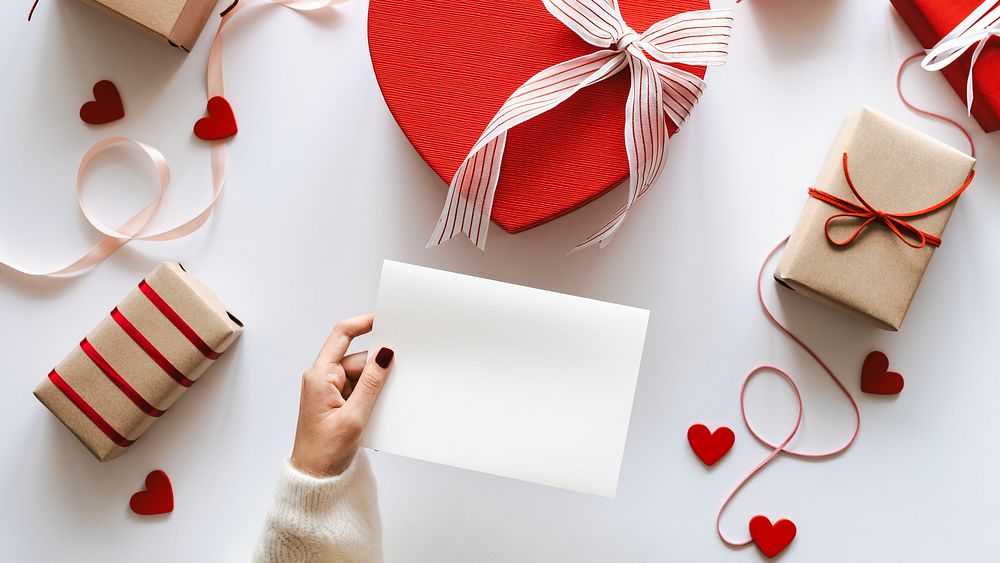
[809,153,974,249]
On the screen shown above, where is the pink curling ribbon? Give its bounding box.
[0,137,223,276]
[207,0,345,102]
[716,239,861,548]
[427,0,733,252]
[8,0,342,277]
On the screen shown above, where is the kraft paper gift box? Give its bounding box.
[76,0,217,52]
[34,263,242,461]
[774,108,975,331]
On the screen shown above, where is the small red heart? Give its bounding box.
[749,515,796,558]
[194,96,238,141]
[129,469,174,516]
[79,80,125,125]
[687,424,735,467]
[860,351,904,395]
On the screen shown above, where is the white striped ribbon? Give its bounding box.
[921,1,1000,116]
[427,0,733,252]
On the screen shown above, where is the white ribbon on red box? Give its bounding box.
[427,0,733,252]
[922,0,1000,115]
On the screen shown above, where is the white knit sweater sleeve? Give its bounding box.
[254,451,383,563]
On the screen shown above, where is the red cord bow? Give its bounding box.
[808,153,974,249]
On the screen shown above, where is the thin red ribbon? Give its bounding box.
[15,0,342,278]
[139,280,222,360]
[111,308,194,388]
[716,239,861,547]
[897,53,976,159]
[80,338,165,417]
[48,370,135,447]
[809,153,974,249]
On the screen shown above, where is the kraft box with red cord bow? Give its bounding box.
[891,0,1000,132]
[74,0,216,52]
[775,108,975,331]
[33,263,243,461]
[368,0,732,250]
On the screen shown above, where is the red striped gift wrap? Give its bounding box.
[33,263,243,461]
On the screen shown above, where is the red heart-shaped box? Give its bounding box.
[368,0,711,234]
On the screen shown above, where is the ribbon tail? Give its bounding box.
[966,37,990,115]
[138,141,228,242]
[2,0,338,278]
[568,204,628,254]
[568,8,730,253]
[922,1,999,70]
[573,52,665,253]
[0,234,128,278]
[427,135,505,251]
[650,61,705,129]
[884,216,934,249]
[427,50,627,250]
[208,0,343,98]
[920,2,1000,116]
[0,137,169,277]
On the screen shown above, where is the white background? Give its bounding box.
[1,0,998,561]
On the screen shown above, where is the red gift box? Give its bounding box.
[368,0,715,236]
[892,0,1000,132]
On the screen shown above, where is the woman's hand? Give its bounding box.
[290,314,395,477]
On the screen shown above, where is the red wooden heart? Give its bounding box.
[368,0,711,234]
[860,351,904,395]
[687,423,734,467]
[749,515,796,558]
[80,80,125,125]
[129,469,174,516]
[194,96,238,141]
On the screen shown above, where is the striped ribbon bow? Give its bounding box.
[427,0,733,252]
[922,0,1000,115]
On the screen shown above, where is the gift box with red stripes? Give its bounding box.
[33,263,243,461]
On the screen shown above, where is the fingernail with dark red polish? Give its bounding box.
[375,347,394,368]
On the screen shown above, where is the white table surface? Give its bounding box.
[3,0,999,561]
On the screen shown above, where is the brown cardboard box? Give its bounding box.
[34,263,242,461]
[775,108,975,331]
[77,0,217,52]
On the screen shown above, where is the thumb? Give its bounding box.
[345,347,394,421]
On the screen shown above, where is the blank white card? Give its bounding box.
[363,261,650,498]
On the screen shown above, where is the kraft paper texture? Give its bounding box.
[775,108,975,331]
[76,0,215,51]
[33,263,242,461]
